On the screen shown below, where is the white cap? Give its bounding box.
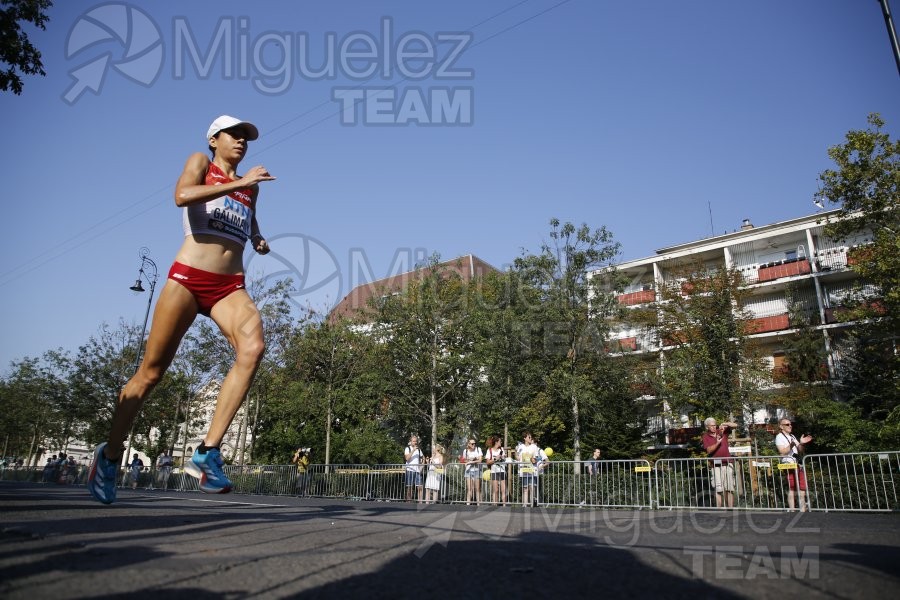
[206,115,259,141]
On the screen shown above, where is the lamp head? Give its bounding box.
[130,279,145,292]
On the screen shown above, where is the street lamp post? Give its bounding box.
[124,247,158,470]
[879,0,900,78]
[129,247,159,373]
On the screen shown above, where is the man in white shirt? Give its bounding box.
[404,435,424,502]
[775,418,813,512]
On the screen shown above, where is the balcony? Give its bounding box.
[772,364,828,383]
[825,300,886,324]
[617,290,656,306]
[813,247,848,271]
[747,313,790,334]
[756,258,812,283]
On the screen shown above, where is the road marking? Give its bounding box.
[135,494,289,508]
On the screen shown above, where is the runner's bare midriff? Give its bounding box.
[174,234,245,274]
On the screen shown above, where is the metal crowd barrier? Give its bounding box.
[804,452,900,512]
[655,456,796,510]
[305,464,370,500]
[540,460,653,508]
[1,464,89,485]
[367,463,422,501]
[8,451,899,512]
[0,466,44,483]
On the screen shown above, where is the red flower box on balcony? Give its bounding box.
[757,259,811,283]
[617,290,655,306]
[748,313,790,334]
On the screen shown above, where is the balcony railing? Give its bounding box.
[747,313,790,334]
[825,300,886,324]
[814,247,848,271]
[772,364,828,383]
[617,289,656,306]
[757,258,812,283]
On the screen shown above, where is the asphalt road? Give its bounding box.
[1,482,898,599]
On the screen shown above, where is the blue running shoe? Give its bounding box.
[88,443,118,505]
[184,447,232,494]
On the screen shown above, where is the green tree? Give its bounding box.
[278,316,380,464]
[469,269,545,449]
[371,255,477,453]
[0,0,52,94]
[818,113,899,323]
[647,265,766,425]
[770,288,864,451]
[512,219,634,461]
[71,321,140,457]
[817,113,899,426]
[253,311,398,465]
[0,350,70,464]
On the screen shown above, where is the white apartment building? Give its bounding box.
[598,209,876,438]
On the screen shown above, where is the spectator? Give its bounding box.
[424,444,445,504]
[42,458,55,483]
[582,448,602,506]
[515,432,541,508]
[292,447,311,497]
[461,438,483,506]
[129,453,144,490]
[775,418,813,512]
[485,436,507,505]
[64,455,77,484]
[404,435,424,502]
[701,418,738,508]
[156,449,174,490]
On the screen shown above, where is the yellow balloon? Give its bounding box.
[482,469,491,481]
[543,447,554,458]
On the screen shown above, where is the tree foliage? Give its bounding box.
[511,219,642,460]
[817,113,899,431]
[369,255,477,455]
[0,0,52,94]
[642,264,766,424]
[818,113,900,326]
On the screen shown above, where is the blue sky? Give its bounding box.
[1,0,898,373]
